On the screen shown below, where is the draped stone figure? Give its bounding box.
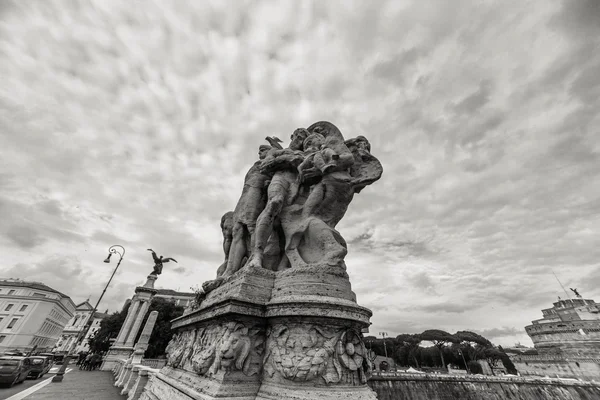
[221,145,273,278]
[199,121,382,296]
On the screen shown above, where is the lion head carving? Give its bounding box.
[209,323,257,376]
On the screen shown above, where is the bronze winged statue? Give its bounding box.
[147,248,178,276]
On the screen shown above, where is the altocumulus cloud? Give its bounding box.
[0,0,599,345]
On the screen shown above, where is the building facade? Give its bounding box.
[55,300,107,353]
[512,294,600,380]
[526,297,600,356]
[0,279,75,353]
[153,288,195,308]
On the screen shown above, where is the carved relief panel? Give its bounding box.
[165,321,265,378]
[263,323,371,386]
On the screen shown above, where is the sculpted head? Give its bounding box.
[345,135,371,153]
[303,133,325,153]
[258,145,271,160]
[289,128,310,151]
[220,211,234,228]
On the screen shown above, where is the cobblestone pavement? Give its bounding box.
[23,369,122,400]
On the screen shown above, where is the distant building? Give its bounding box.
[511,294,600,380]
[372,355,396,372]
[154,289,195,308]
[0,279,75,353]
[526,296,600,357]
[55,300,108,353]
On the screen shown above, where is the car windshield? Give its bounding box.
[0,360,19,366]
[31,358,44,364]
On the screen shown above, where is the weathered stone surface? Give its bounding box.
[101,345,135,371]
[368,375,600,400]
[103,280,157,371]
[132,310,159,364]
[140,122,381,399]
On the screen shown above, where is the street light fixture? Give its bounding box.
[379,332,389,360]
[52,245,125,383]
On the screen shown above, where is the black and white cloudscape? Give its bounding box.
[1,0,599,346]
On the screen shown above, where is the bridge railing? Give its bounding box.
[140,359,167,369]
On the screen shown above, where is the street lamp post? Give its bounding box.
[458,349,469,373]
[52,245,125,383]
[379,332,389,360]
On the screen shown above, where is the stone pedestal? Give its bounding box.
[102,275,158,371]
[139,264,377,400]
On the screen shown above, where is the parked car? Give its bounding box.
[38,353,55,364]
[53,353,65,365]
[0,356,32,387]
[27,356,52,379]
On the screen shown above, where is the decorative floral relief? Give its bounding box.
[263,324,371,385]
[263,324,338,383]
[333,329,372,384]
[166,329,196,369]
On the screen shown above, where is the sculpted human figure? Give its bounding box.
[215,211,234,278]
[345,135,382,193]
[219,145,273,278]
[296,133,333,181]
[245,128,309,270]
[309,122,354,174]
[147,248,178,276]
[284,133,382,266]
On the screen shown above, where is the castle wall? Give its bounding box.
[368,374,600,400]
[511,354,600,380]
[526,320,600,356]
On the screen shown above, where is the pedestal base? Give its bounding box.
[256,381,377,400]
[140,265,377,400]
[101,345,134,371]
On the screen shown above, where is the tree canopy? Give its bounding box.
[418,329,459,368]
[87,296,184,358]
[366,329,516,374]
[138,297,185,358]
[87,304,129,354]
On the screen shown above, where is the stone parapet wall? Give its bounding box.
[512,357,600,381]
[368,374,600,400]
[111,358,161,400]
[512,354,600,362]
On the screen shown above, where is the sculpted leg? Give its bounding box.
[302,182,325,218]
[247,225,256,254]
[222,223,247,277]
[246,194,284,268]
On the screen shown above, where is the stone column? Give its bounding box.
[132,311,158,364]
[115,297,141,345]
[125,300,150,347]
[102,275,158,371]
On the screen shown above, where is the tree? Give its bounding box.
[467,360,483,374]
[396,334,421,368]
[136,297,185,358]
[88,305,129,354]
[454,331,492,361]
[497,346,518,375]
[419,329,459,369]
[482,347,504,375]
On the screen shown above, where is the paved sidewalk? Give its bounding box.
[22,369,123,400]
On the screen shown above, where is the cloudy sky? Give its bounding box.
[1,0,599,347]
